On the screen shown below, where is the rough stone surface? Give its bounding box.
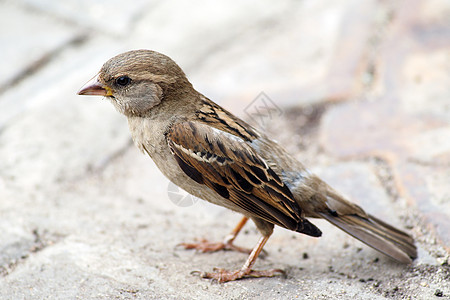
[1,1,449,299]
[320,0,450,256]
[0,2,80,93]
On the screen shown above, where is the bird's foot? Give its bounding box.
[192,267,285,283]
[178,238,252,254]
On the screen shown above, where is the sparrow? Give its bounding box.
[78,50,417,282]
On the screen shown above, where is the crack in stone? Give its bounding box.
[360,2,397,97]
[0,33,88,96]
[0,229,62,277]
[368,156,400,202]
[407,158,450,168]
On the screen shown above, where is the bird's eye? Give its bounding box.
[115,76,131,87]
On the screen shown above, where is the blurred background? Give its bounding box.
[0,0,449,299]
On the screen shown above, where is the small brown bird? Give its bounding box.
[78,50,417,282]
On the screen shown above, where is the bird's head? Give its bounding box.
[78,50,190,117]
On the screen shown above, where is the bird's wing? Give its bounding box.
[166,120,321,237]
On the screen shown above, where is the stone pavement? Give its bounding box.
[0,0,449,299]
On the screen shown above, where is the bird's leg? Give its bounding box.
[194,235,284,282]
[179,217,252,254]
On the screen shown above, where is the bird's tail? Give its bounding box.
[318,211,417,264]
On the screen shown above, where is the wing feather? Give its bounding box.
[166,120,321,237]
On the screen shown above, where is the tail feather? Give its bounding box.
[318,212,417,264]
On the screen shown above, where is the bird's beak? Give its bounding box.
[77,75,113,97]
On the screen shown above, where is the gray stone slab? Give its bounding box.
[179,0,377,109]
[0,2,80,92]
[18,0,153,35]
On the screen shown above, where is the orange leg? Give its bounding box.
[194,235,284,282]
[179,217,252,254]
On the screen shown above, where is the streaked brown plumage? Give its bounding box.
[78,50,417,282]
